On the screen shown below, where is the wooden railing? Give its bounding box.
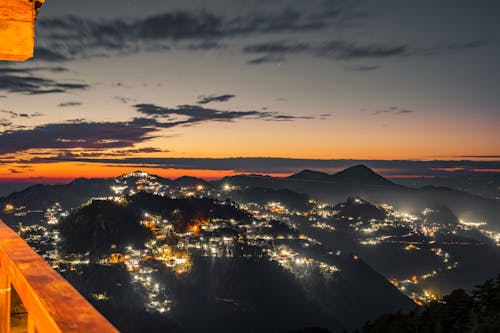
[0,220,119,333]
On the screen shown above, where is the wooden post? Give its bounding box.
[0,0,36,61]
[0,268,11,333]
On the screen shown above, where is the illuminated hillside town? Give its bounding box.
[1,1,499,332]
[4,171,499,313]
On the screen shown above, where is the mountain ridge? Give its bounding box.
[2,166,499,231]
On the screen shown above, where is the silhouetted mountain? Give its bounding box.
[394,173,500,201]
[289,170,329,181]
[329,165,394,186]
[60,199,151,255]
[333,197,386,221]
[422,206,460,226]
[0,182,35,197]
[173,176,210,188]
[217,165,399,193]
[0,178,114,210]
[288,165,395,186]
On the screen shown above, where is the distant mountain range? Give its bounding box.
[2,165,500,231]
[289,164,394,187]
[394,173,500,200]
[218,165,500,231]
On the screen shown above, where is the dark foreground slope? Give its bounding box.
[63,255,414,333]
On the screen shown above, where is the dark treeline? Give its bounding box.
[287,275,500,333]
[362,275,500,333]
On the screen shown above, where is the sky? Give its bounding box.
[0,0,499,182]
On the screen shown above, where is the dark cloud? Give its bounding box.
[185,41,224,51]
[0,67,88,95]
[0,119,13,127]
[0,110,44,118]
[0,67,68,74]
[0,121,158,155]
[113,96,137,104]
[243,41,310,54]
[29,147,168,162]
[309,0,371,24]
[243,41,308,65]
[35,8,333,61]
[197,94,236,104]
[0,100,314,155]
[57,101,83,108]
[235,8,327,34]
[267,114,314,121]
[243,38,486,66]
[0,110,18,118]
[419,40,488,56]
[134,103,271,123]
[134,103,315,126]
[317,41,408,60]
[243,40,407,60]
[34,47,69,62]
[247,55,285,65]
[243,40,408,65]
[348,65,379,71]
[125,147,168,154]
[8,168,27,174]
[31,5,484,66]
[372,106,415,116]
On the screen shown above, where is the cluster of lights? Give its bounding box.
[268,246,340,280]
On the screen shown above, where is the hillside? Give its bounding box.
[0,178,114,210]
